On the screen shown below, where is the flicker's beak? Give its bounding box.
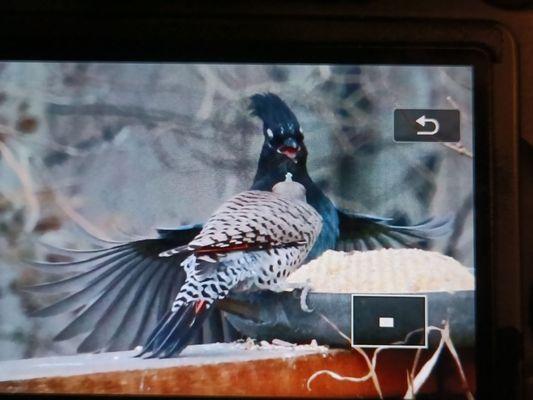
[277,138,300,162]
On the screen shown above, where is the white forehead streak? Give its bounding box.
[266,128,274,139]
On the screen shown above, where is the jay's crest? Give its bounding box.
[249,93,301,136]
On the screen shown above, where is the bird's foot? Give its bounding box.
[298,282,314,313]
[270,279,314,313]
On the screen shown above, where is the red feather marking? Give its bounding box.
[194,300,206,314]
[193,240,306,257]
[194,243,258,255]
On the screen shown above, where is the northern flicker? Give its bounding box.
[137,173,322,358]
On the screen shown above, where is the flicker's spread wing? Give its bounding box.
[336,210,453,251]
[25,224,203,353]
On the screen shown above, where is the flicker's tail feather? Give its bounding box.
[136,300,212,358]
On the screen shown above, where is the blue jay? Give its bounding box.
[248,93,450,261]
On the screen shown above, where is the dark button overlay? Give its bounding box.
[394,109,460,142]
[351,294,427,349]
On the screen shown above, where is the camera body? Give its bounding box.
[0,1,530,398]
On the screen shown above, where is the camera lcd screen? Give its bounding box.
[0,62,475,398]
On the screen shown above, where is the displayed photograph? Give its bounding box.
[0,62,475,398]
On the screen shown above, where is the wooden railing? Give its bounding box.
[0,343,475,397]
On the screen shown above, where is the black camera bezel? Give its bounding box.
[0,12,518,399]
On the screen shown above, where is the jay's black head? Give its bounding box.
[249,93,307,165]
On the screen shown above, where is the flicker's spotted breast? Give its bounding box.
[171,181,322,311]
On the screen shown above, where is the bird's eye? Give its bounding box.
[266,128,274,139]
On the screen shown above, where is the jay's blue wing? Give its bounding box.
[24,224,203,353]
[336,210,453,251]
[155,223,202,240]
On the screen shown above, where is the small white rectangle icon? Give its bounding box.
[379,317,395,328]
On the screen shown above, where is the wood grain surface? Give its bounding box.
[0,344,475,397]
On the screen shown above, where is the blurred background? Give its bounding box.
[0,62,473,360]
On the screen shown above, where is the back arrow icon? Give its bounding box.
[416,115,440,135]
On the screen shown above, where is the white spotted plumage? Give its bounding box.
[169,187,322,311]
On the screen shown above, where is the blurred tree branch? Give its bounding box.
[0,140,39,232]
